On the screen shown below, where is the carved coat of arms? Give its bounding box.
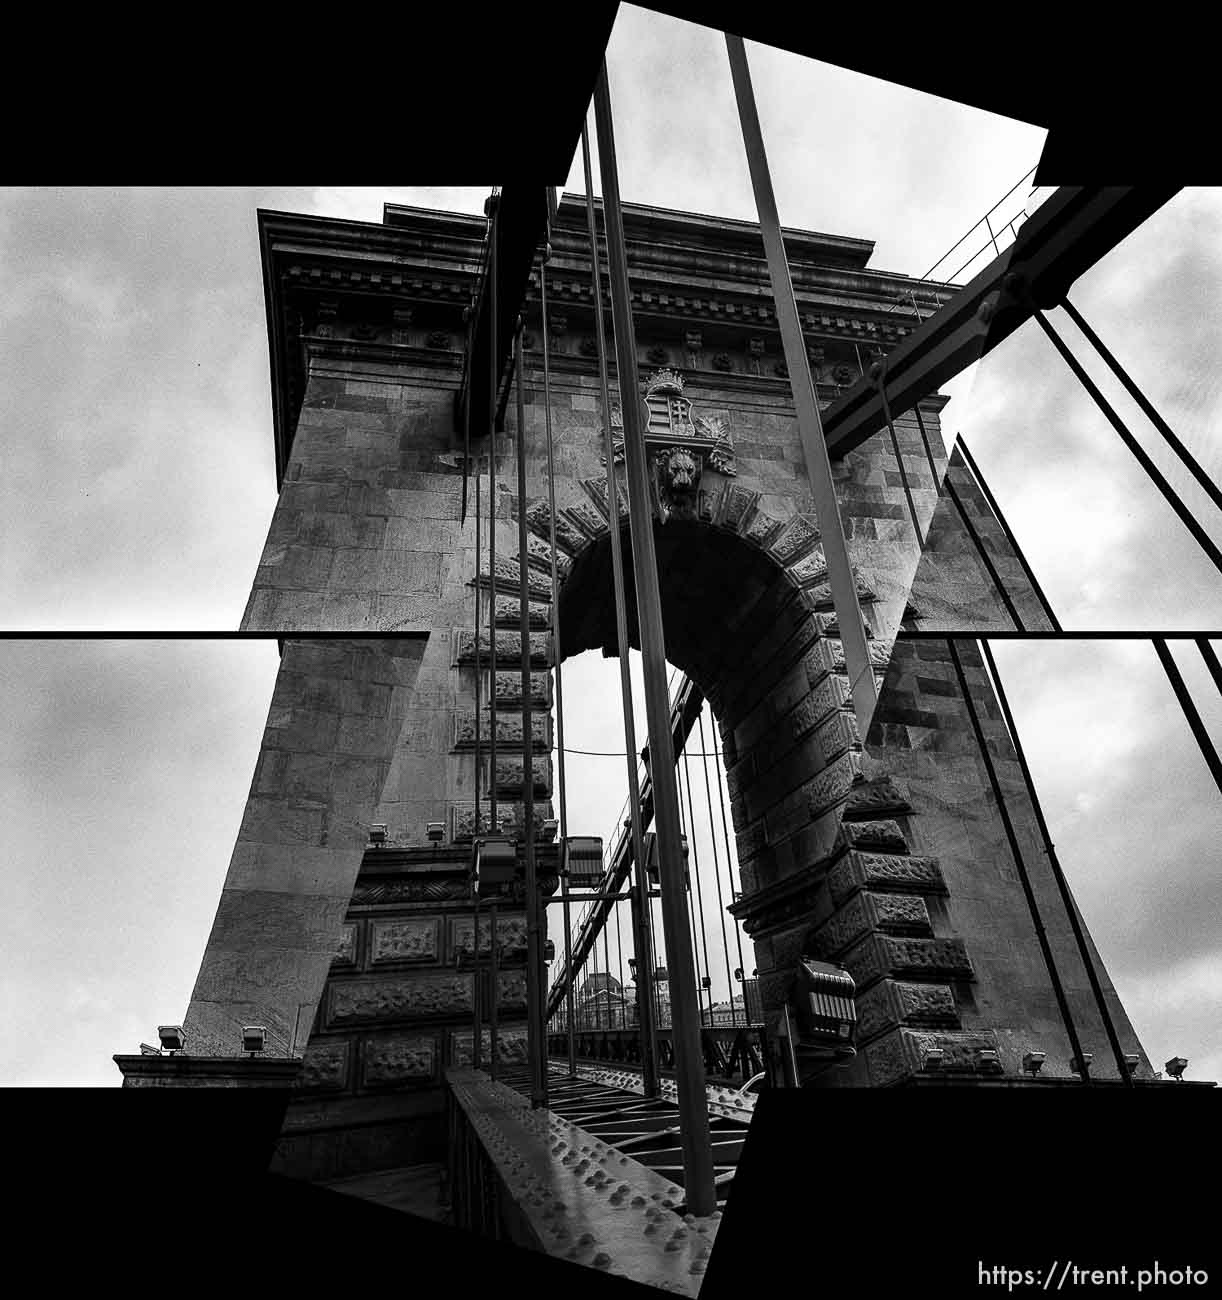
[599,368,737,523]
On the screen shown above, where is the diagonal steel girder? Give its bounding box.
[820,186,1180,458]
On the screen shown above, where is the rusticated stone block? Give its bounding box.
[814,710,859,765]
[492,594,552,628]
[327,974,472,1026]
[492,670,552,707]
[490,555,553,599]
[451,913,528,962]
[491,754,552,797]
[497,970,528,1011]
[790,676,848,740]
[451,801,549,842]
[362,1033,438,1087]
[810,891,931,960]
[563,500,609,540]
[298,1039,349,1092]
[802,575,875,610]
[582,476,628,521]
[865,1027,1001,1086]
[811,894,870,958]
[524,532,572,579]
[843,776,910,818]
[786,545,828,586]
[454,628,551,667]
[453,709,550,751]
[525,500,586,555]
[803,639,837,687]
[841,934,973,991]
[768,515,820,564]
[826,851,945,906]
[450,1026,529,1068]
[744,509,782,547]
[805,751,863,818]
[369,918,441,966]
[718,483,758,531]
[835,820,909,854]
[332,923,358,969]
[856,979,959,1042]
[893,980,959,1025]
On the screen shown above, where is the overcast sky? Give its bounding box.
[2,5,1219,1086]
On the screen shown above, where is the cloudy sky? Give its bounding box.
[2,5,1219,1085]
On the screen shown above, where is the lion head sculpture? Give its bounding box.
[654,445,702,522]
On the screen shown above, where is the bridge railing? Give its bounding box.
[547,1022,767,1084]
[445,1068,720,1291]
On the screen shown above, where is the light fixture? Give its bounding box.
[976,1048,1002,1073]
[474,835,517,891]
[923,1049,944,1072]
[1022,1051,1046,1077]
[654,966,668,982]
[369,824,388,847]
[734,967,743,982]
[794,957,857,1044]
[701,975,711,989]
[157,1025,185,1054]
[1123,1053,1140,1076]
[543,940,556,963]
[242,1026,267,1056]
[1165,1056,1188,1080]
[426,822,445,843]
[627,958,638,977]
[139,1042,162,1056]
[540,818,559,844]
[564,836,604,890]
[1070,1053,1094,1075]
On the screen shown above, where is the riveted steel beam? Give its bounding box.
[820,186,1179,456]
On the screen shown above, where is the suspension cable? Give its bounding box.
[947,638,1092,1082]
[538,204,576,1078]
[1197,638,1222,700]
[861,346,922,542]
[710,717,747,989]
[698,710,737,1018]
[471,430,483,1075]
[980,640,1134,1084]
[1032,307,1222,581]
[582,117,659,1094]
[1154,639,1222,797]
[487,197,499,830]
[515,319,545,1109]
[956,436,1062,632]
[912,403,941,485]
[942,464,1024,630]
[1059,296,1222,518]
[681,743,715,1026]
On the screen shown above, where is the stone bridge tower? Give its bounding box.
[117,196,1153,1181]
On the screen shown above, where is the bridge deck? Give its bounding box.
[496,1060,756,1207]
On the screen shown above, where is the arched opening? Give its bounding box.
[550,515,866,1080]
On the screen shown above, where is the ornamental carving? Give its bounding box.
[328,975,472,1026]
[351,876,472,906]
[298,1040,349,1092]
[363,1034,437,1087]
[598,372,738,490]
[370,918,441,965]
